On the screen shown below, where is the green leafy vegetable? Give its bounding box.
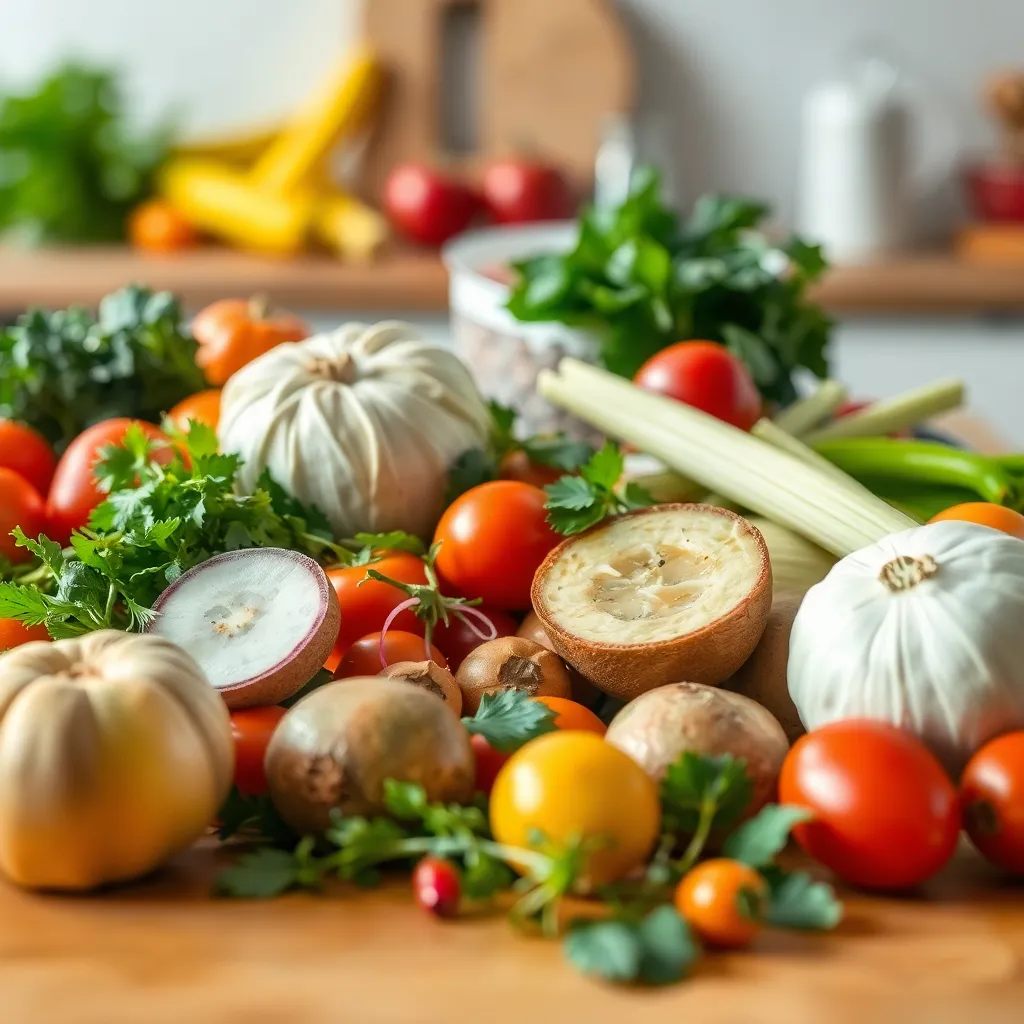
[462,689,559,753]
[0,285,206,451]
[762,867,843,931]
[544,442,654,535]
[722,804,813,867]
[507,168,831,403]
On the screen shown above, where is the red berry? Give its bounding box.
[412,857,462,918]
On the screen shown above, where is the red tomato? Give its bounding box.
[0,619,49,652]
[334,630,448,679]
[0,469,46,564]
[0,420,57,497]
[434,481,558,611]
[46,419,174,545]
[481,161,574,224]
[497,449,564,489]
[634,341,762,431]
[470,733,510,795]
[779,720,959,890]
[961,731,1024,874]
[230,706,288,796]
[325,554,428,670]
[384,164,481,247]
[432,605,519,671]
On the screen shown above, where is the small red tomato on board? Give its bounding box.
[46,419,175,546]
[325,554,428,670]
[675,858,767,949]
[432,605,519,672]
[0,618,50,652]
[533,696,606,736]
[779,720,959,891]
[334,630,448,679]
[470,733,510,795]
[0,420,57,497]
[434,480,559,611]
[412,856,462,918]
[0,469,46,564]
[384,164,481,247]
[961,731,1024,874]
[634,341,762,431]
[480,161,574,225]
[230,706,288,796]
[497,449,564,489]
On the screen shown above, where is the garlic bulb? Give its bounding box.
[745,517,837,598]
[789,521,1024,774]
[219,321,491,539]
[0,631,233,890]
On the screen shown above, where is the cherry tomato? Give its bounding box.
[533,696,606,735]
[0,420,57,497]
[779,720,959,890]
[675,859,767,948]
[432,604,519,671]
[961,731,1024,874]
[497,449,563,489]
[230,706,288,796]
[929,502,1024,541]
[0,469,46,564]
[383,164,481,247]
[481,160,574,225]
[434,481,559,611]
[128,199,199,253]
[324,554,428,671]
[334,630,447,679]
[0,619,49,652]
[412,856,461,918]
[489,731,660,887]
[168,390,222,434]
[46,419,174,545]
[470,733,510,795]
[634,341,762,431]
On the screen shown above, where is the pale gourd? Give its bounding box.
[0,631,233,890]
[789,521,1024,774]
[218,320,491,539]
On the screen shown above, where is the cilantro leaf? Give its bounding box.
[636,906,699,985]
[352,532,426,557]
[521,435,595,472]
[0,583,52,629]
[564,920,642,982]
[446,448,498,502]
[462,689,559,753]
[722,804,813,867]
[580,441,624,491]
[214,848,302,898]
[660,752,753,836]
[762,867,843,931]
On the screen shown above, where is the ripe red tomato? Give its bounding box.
[325,554,428,670]
[46,419,174,545]
[497,449,564,489]
[334,630,448,679]
[0,420,57,497]
[384,164,481,247]
[960,731,1024,874]
[432,605,519,671]
[481,160,574,224]
[470,733,510,795]
[634,341,762,431]
[779,720,959,891]
[434,481,558,611]
[230,706,288,796]
[0,618,49,652]
[0,469,46,564]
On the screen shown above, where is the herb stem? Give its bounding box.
[676,794,718,875]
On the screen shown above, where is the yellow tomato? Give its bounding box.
[489,731,660,888]
[168,389,222,433]
[929,502,1024,541]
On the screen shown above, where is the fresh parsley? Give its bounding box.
[543,442,654,535]
[761,866,844,931]
[507,167,831,404]
[722,804,814,868]
[462,689,559,753]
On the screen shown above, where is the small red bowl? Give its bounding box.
[964,160,1024,222]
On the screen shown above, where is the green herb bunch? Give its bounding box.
[507,168,831,405]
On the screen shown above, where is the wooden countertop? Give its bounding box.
[3,840,1024,1024]
[1,246,1023,316]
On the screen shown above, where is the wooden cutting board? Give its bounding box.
[360,0,634,200]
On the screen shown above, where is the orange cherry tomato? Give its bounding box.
[168,390,222,433]
[0,619,50,652]
[0,420,57,497]
[533,696,606,735]
[675,859,767,948]
[0,469,46,564]
[128,199,199,253]
[929,502,1024,541]
[497,449,563,489]
[325,554,428,671]
[961,731,1024,875]
[192,297,309,386]
[230,706,288,796]
[333,630,447,679]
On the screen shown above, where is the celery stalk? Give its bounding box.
[773,379,847,436]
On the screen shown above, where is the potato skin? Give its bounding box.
[605,682,789,816]
[265,678,474,833]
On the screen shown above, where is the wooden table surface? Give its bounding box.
[3,840,1024,1024]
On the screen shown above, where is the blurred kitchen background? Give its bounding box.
[3,0,1024,443]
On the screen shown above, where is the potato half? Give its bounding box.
[531,505,772,701]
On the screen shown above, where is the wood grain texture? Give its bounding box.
[2,841,1024,1024]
